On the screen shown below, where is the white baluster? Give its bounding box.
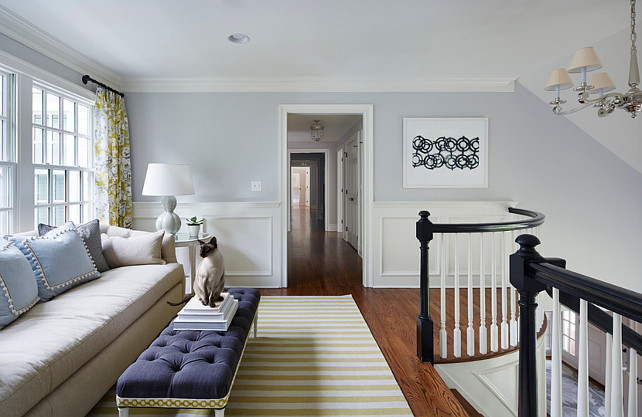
[611,313,624,417]
[479,233,487,355]
[551,288,562,417]
[628,347,638,417]
[453,234,461,358]
[510,231,518,347]
[490,232,498,352]
[500,232,509,350]
[577,299,589,417]
[440,233,447,359]
[606,332,613,417]
[467,233,474,356]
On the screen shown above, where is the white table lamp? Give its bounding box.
[141,163,195,235]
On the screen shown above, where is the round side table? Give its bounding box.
[174,233,211,293]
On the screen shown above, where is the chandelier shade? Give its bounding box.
[567,47,603,73]
[588,72,616,95]
[545,69,574,91]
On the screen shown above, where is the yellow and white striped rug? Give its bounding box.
[87,295,413,417]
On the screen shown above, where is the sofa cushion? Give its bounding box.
[0,239,40,330]
[102,225,177,263]
[39,219,111,272]
[9,228,100,301]
[0,262,184,416]
[102,229,166,267]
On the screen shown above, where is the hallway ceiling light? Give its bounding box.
[545,0,641,118]
[310,120,324,142]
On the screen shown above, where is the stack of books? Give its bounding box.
[173,293,238,331]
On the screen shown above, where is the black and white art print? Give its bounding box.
[403,118,488,188]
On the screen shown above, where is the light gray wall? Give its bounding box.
[127,87,642,292]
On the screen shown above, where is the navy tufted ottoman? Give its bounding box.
[115,288,260,417]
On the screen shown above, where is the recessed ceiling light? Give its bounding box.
[228,33,250,44]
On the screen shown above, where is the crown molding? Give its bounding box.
[122,77,516,93]
[0,5,122,88]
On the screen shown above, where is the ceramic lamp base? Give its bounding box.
[155,196,181,235]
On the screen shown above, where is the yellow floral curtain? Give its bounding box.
[94,87,133,228]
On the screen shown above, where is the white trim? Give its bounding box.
[0,50,94,101]
[280,104,374,288]
[122,77,516,93]
[288,148,330,232]
[0,5,122,89]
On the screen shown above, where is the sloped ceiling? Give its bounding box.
[0,0,639,171]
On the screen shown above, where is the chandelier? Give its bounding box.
[545,0,641,118]
[310,120,324,141]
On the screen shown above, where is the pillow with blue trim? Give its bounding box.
[0,238,40,330]
[9,228,100,301]
[38,219,110,272]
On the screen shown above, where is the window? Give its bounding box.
[562,310,577,355]
[0,69,15,236]
[32,85,94,227]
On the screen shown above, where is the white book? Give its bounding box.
[180,293,231,314]
[174,300,238,331]
[177,296,234,321]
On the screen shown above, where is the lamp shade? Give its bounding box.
[545,69,573,91]
[141,163,195,196]
[568,47,602,73]
[588,72,616,94]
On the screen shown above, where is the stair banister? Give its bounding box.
[510,234,642,417]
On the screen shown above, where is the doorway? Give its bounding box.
[290,152,326,231]
[280,104,374,288]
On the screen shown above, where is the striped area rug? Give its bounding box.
[87,295,413,417]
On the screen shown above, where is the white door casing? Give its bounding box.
[344,132,361,252]
[280,104,374,288]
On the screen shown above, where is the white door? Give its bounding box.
[344,133,360,251]
[303,167,310,207]
[291,169,300,206]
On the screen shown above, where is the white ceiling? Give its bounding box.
[0,0,639,171]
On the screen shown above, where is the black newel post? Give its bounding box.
[416,211,434,363]
[510,234,547,417]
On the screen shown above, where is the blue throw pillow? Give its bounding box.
[38,220,110,273]
[9,228,100,301]
[0,238,40,330]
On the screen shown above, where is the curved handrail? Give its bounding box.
[423,207,545,233]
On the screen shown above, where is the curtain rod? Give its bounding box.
[81,75,124,97]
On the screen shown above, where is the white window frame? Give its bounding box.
[0,68,16,235]
[0,50,96,234]
[32,83,95,227]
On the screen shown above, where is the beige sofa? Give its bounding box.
[0,226,185,417]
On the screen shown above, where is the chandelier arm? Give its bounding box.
[553,102,594,115]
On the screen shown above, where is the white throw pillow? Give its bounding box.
[101,230,166,267]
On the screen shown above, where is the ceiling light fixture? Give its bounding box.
[545,0,640,118]
[310,120,324,142]
[228,33,250,44]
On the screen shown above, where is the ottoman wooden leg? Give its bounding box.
[253,314,258,338]
[117,407,129,417]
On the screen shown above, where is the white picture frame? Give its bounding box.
[402,117,488,188]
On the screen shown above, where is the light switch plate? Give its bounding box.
[251,181,262,191]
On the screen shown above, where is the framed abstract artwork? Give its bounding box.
[402,117,488,188]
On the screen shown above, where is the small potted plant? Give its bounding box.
[185,216,204,237]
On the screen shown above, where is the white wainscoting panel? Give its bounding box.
[371,201,521,288]
[133,202,282,288]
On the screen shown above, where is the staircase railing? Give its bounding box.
[511,234,642,417]
[415,207,545,363]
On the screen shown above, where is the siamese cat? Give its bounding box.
[168,236,225,308]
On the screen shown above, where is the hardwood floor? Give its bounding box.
[258,207,470,417]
